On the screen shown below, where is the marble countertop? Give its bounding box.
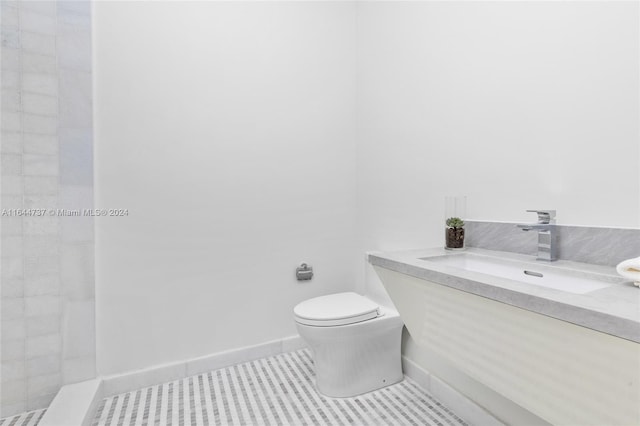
[368,247,640,343]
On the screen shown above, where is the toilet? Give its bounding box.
[293,292,404,398]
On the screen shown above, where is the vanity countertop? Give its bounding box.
[368,247,640,343]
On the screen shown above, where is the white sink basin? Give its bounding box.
[421,253,611,294]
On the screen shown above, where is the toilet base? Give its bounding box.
[296,310,403,398]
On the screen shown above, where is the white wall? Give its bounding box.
[357,2,638,422]
[94,0,639,379]
[94,1,357,375]
[357,1,639,251]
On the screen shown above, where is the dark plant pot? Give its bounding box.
[445,227,465,249]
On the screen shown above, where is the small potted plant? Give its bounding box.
[445,217,465,250]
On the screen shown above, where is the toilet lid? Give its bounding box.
[294,292,380,327]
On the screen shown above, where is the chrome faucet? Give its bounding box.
[517,210,557,261]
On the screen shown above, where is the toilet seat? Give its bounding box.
[294,292,380,327]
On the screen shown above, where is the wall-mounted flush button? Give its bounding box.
[296,263,313,281]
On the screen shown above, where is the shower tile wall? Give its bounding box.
[1,0,95,417]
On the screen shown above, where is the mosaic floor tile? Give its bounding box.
[0,408,46,426]
[93,349,468,426]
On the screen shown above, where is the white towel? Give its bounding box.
[616,257,640,287]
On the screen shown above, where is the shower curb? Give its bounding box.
[38,378,103,426]
[36,336,306,425]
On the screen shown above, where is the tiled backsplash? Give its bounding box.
[465,220,640,267]
[1,0,95,416]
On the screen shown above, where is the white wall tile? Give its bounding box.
[1,339,25,362]
[62,301,94,359]
[1,49,20,71]
[27,372,61,397]
[1,360,25,382]
[1,85,20,115]
[57,31,91,72]
[59,71,91,128]
[21,53,57,76]
[1,216,23,235]
[18,1,57,16]
[18,10,56,35]
[3,0,94,412]
[1,153,22,175]
[57,1,91,17]
[23,236,59,257]
[25,295,61,318]
[1,298,24,321]
[1,176,23,195]
[1,29,20,49]
[1,195,23,209]
[23,215,60,236]
[26,354,60,377]
[24,195,58,209]
[2,278,24,298]
[62,356,95,384]
[22,93,58,116]
[57,10,91,70]
[23,154,59,176]
[23,133,58,155]
[1,2,19,15]
[60,216,93,243]
[20,32,56,56]
[1,132,22,154]
[0,401,27,419]
[58,183,92,209]
[1,235,23,257]
[26,333,61,359]
[59,186,94,242]
[25,274,60,297]
[26,391,56,411]
[0,131,21,158]
[60,243,94,300]
[1,256,23,279]
[22,114,58,135]
[57,8,90,30]
[26,315,60,338]
[1,111,21,132]
[22,73,58,96]
[0,379,26,404]
[1,319,25,341]
[60,129,92,185]
[1,5,19,28]
[1,87,21,112]
[24,176,58,195]
[0,72,21,93]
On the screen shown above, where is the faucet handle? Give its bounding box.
[526,210,556,224]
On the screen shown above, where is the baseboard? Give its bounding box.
[402,354,431,391]
[402,356,504,426]
[102,335,307,397]
[38,378,103,426]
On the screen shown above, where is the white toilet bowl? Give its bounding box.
[293,292,403,398]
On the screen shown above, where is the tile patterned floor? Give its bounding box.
[0,408,46,426]
[93,349,468,426]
